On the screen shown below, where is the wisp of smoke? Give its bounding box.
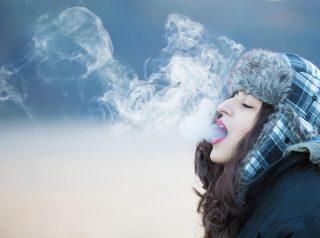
[0,7,245,143]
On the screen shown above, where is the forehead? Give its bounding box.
[237,91,262,104]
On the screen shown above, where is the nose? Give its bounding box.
[217,99,233,117]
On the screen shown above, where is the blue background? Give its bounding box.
[1,0,319,79]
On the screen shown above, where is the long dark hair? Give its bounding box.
[193,101,275,238]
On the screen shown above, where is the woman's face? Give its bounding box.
[210,91,262,163]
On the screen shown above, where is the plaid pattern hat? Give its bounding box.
[228,49,320,202]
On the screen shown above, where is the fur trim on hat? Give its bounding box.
[230,49,294,107]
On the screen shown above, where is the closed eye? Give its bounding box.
[242,103,253,108]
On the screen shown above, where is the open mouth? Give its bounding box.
[211,118,228,144]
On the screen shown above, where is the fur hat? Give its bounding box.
[227,49,320,203]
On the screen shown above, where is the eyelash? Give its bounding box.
[242,103,253,108]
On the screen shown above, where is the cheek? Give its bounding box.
[239,114,257,134]
[240,124,253,135]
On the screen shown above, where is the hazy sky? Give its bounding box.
[1,0,319,78]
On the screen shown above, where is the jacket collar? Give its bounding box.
[244,151,310,208]
[284,138,320,165]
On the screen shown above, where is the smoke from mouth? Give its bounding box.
[0,7,244,141]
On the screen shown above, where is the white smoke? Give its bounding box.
[32,7,113,78]
[0,7,245,143]
[99,13,244,141]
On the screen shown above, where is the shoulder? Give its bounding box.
[239,215,320,238]
[245,152,320,208]
[238,152,320,237]
[267,216,320,237]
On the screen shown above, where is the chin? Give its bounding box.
[210,154,227,164]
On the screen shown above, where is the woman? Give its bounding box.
[194,49,320,237]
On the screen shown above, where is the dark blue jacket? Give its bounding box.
[238,152,320,237]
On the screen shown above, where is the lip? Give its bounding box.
[211,118,228,145]
[212,137,226,144]
[216,118,228,131]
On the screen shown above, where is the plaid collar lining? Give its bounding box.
[242,53,320,181]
